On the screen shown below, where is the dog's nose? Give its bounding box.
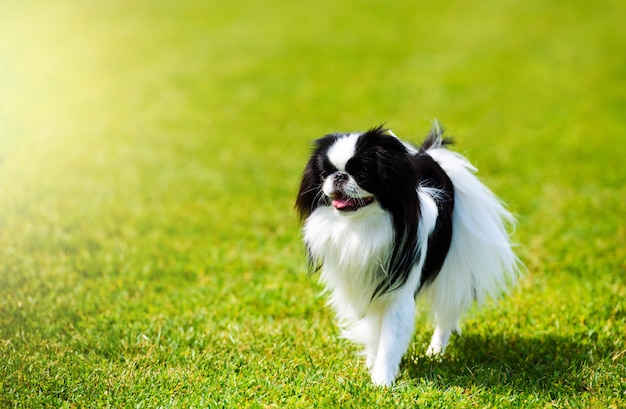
[333,172,349,185]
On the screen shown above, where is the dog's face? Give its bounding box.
[322,133,376,213]
[296,126,419,220]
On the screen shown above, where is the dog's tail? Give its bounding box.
[420,120,454,151]
[422,139,522,328]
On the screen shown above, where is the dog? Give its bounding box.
[295,122,520,386]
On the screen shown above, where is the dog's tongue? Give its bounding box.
[332,197,355,210]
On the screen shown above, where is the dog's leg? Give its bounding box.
[362,312,382,370]
[370,297,415,386]
[343,311,383,370]
[423,277,466,357]
[425,301,462,356]
[426,324,459,356]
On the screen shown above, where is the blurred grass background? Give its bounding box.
[1,0,625,407]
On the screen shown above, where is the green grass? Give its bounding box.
[1,0,625,407]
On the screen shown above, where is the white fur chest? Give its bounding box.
[303,203,394,322]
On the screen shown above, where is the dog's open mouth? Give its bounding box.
[331,193,375,212]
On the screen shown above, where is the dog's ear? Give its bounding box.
[295,134,340,221]
[295,156,320,221]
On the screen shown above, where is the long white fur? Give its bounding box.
[302,133,519,386]
[423,147,519,339]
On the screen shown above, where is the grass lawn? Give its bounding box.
[1,0,625,407]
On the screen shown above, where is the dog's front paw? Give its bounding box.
[425,342,445,357]
[365,353,377,370]
[370,363,398,387]
[426,327,453,357]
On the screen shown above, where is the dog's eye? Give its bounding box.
[320,171,328,179]
[355,172,368,183]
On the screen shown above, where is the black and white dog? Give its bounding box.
[295,123,519,386]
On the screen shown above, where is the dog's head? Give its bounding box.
[295,126,419,220]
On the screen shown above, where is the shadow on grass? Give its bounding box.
[405,332,609,396]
